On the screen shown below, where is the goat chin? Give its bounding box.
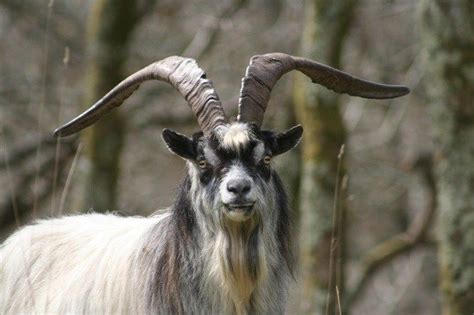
[223,208,255,222]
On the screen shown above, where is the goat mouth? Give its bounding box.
[223,203,255,221]
[225,203,254,212]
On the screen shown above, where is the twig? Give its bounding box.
[336,286,342,315]
[51,138,61,215]
[134,0,159,22]
[32,0,54,217]
[0,128,21,228]
[51,45,70,215]
[326,144,345,315]
[59,142,82,216]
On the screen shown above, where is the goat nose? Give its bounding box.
[226,179,251,196]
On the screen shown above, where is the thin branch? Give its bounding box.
[345,154,436,309]
[336,286,342,315]
[134,0,159,22]
[0,128,21,229]
[326,144,345,315]
[32,0,55,217]
[58,142,82,216]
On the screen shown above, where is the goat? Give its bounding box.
[0,53,409,314]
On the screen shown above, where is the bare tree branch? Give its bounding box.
[0,0,84,52]
[0,135,77,171]
[133,95,238,130]
[181,0,248,58]
[126,0,247,119]
[345,154,436,309]
[133,0,159,24]
[0,140,77,231]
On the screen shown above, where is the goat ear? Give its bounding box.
[162,129,196,160]
[272,125,303,156]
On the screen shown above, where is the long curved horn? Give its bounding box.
[238,52,410,127]
[54,56,227,137]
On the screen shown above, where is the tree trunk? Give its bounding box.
[421,1,474,314]
[79,0,139,211]
[294,0,357,313]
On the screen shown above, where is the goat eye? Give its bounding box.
[198,160,208,169]
[263,155,272,165]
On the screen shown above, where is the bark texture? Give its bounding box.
[421,1,474,314]
[80,0,139,211]
[293,0,357,313]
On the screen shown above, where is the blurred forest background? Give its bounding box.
[0,0,473,314]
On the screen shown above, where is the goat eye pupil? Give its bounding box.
[263,155,272,164]
[199,160,207,169]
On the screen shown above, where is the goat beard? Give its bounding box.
[210,212,268,314]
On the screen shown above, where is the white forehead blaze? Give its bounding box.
[220,122,253,151]
[206,122,266,164]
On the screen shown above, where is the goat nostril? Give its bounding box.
[227,183,238,194]
[227,179,251,195]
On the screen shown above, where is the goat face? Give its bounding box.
[162,122,303,223]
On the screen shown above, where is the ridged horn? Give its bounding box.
[238,52,410,127]
[54,56,227,137]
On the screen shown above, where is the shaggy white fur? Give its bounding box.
[220,123,254,152]
[0,213,168,314]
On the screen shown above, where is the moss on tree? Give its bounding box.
[294,0,357,313]
[80,0,139,211]
[422,0,474,313]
